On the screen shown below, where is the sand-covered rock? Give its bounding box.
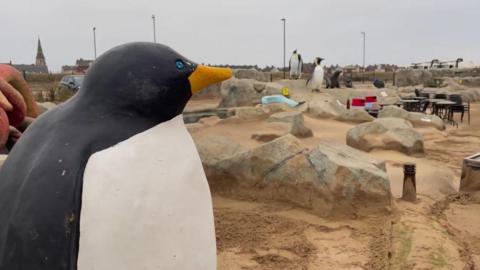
[183,108,233,124]
[235,106,268,121]
[378,105,409,119]
[262,103,293,114]
[206,135,391,217]
[338,109,375,123]
[198,116,222,126]
[219,79,283,107]
[378,106,445,130]
[308,97,375,123]
[234,69,271,82]
[407,112,445,130]
[251,122,291,142]
[219,79,260,107]
[307,141,390,204]
[268,111,313,138]
[307,97,347,119]
[186,123,205,133]
[193,83,221,99]
[251,112,313,142]
[347,118,424,154]
[209,135,306,187]
[195,135,247,166]
[251,111,313,142]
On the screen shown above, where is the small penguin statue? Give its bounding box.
[307,57,324,92]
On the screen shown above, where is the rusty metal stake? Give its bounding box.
[402,163,417,202]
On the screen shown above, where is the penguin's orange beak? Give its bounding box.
[188,65,232,94]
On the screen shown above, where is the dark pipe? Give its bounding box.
[402,163,417,202]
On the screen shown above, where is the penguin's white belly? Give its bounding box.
[290,57,300,76]
[77,115,216,270]
[310,66,324,89]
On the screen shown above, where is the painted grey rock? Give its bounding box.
[268,111,313,138]
[307,97,347,119]
[378,106,445,130]
[347,117,424,154]
[205,135,391,217]
[338,109,375,123]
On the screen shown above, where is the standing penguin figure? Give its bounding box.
[307,57,324,92]
[289,50,303,79]
[326,69,342,89]
[0,42,232,270]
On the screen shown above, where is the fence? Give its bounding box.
[270,71,397,84]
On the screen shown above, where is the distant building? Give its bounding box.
[62,58,94,74]
[61,65,76,73]
[9,38,49,74]
[75,58,93,73]
[35,39,47,67]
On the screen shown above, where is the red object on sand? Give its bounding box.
[351,98,365,107]
[365,96,377,103]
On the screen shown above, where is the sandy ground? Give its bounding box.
[187,92,480,269]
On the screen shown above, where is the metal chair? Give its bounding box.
[449,94,470,124]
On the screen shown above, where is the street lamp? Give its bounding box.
[93,27,97,60]
[281,18,286,79]
[361,31,366,83]
[152,15,157,43]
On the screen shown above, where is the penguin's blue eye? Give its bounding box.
[176,60,185,70]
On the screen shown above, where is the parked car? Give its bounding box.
[59,75,84,92]
[55,75,85,103]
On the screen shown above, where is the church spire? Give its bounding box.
[36,38,47,67]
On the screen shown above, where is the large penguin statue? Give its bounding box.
[0,42,232,270]
[307,57,324,92]
[289,50,303,79]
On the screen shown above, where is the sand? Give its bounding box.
[187,94,480,269]
[214,196,389,270]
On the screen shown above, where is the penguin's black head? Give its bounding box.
[77,42,232,123]
[293,50,297,54]
[315,57,324,66]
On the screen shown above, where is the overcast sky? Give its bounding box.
[1,0,479,72]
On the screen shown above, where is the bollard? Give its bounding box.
[402,163,417,202]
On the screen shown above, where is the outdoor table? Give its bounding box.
[400,99,420,111]
[424,99,446,114]
[426,99,448,103]
[433,100,457,122]
[379,102,401,108]
[412,96,427,100]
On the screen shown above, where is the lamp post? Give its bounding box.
[152,15,157,43]
[93,27,97,60]
[281,18,286,79]
[361,31,366,83]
